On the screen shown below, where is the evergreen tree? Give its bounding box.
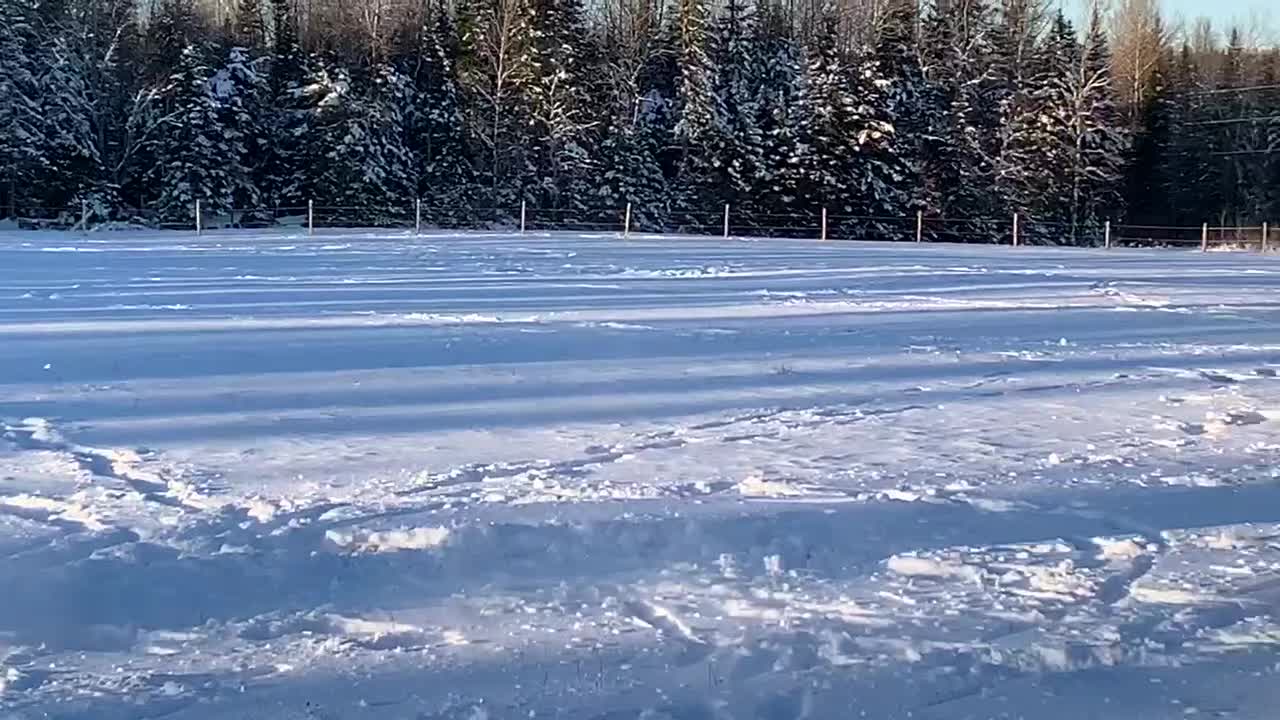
[405,3,479,224]
[1063,5,1126,242]
[671,0,725,219]
[875,0,935,216]
[234,0,266,49]
[524,0,598,212]
[710,0,764,221]
[262,0,309,208]
[37,37,102,209]
[149,44,240,222]
[211,46,269,213]
[1001,11,1076,237]
[458,0,534,209]
[596,96,669,230]
[920,0,1006,238]
[0,0,46,214]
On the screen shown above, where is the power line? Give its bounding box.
[1185,83,1280,97]
[1188,114,1280,127]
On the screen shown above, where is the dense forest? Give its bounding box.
[1,0,1278,241]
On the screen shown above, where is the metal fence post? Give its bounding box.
[723,204,730,239]
[415,198,422,236]
[195,199,202,235]
[820,207,828,241]
[520,200,527,234]
[916,210,923,243]
[1012,212,1020,247]
[1263,222,1270,253]
[624,202,632,239]
[308,200,314,236]
[1104,220,1112,249]
[1201,222,1208,252]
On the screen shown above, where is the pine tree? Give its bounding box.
[0,0,46,214]
[262,0,309,208]
[1063,5,1126,243]
[234,0,266,49]
[671,0,725,219]
[597,96,669,230]
[1001,11,1076,237]
[875,0,935,216]
[920,0,1006,238]
[711,0,764,221]
[37,37,102,209]
[405,3,479,224]
[524,0,598,212]
[211,46,269,213]
[458,0,534,209]
[754,9,806,221]
[149,44,240,222]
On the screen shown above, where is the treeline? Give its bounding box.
[0,0,1277,241]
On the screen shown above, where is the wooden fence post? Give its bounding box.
[1012,212,1020,247]
[415,198,421,236]
[195,199,201,236]
[916,210,923,243]
[1104,220,1111,249]
[723,204,730,239]
[520,200,527,234]
[820,207,828,241]
[307,200,314,236]
[624,202,632,239]
[1201,222,1208,252]
[1263,222,1270,253]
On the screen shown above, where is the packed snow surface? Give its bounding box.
[3,229,1280,719]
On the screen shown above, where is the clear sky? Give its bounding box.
[1071,0,1276,39]
[1158,0,1273,24]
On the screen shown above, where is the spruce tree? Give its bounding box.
[0,0,46,214]
[671,0,725,220]
[406,3,479,224]
[150,44,240,223]
[524,0,598,213]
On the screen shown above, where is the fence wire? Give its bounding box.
[1,202,1274,252]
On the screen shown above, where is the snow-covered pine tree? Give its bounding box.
[210,47,269,216]
[36,36,102,211]
[596,92,669,230]
[147,0,202,83]
[1157,42,1216,225]
[1063,5,1126,243]
[710,0,764,224]
[753,5,807,222]
[523,0,599,215]
[1000,10,1076,239]
[844,9,912,227]
[403,2,480,225]
[262,0,310,209]
[874,0,935,219]
[671,0,726,223]
[234,0,266,49]
[303,61,416,223]
[457,0,534,210]
[149,44,240,223]
[791,12,852,217]
[920,0,1007,239]
[0,0,46,215]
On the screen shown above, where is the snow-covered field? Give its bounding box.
[3,229,1280,719]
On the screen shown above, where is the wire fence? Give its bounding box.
[1,201,1275,252]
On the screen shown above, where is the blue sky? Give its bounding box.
[1159,0,1271,23]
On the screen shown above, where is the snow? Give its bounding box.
[3,229,1280,718]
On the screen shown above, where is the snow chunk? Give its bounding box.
[325,526,450,553]
[886,554,981,582]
